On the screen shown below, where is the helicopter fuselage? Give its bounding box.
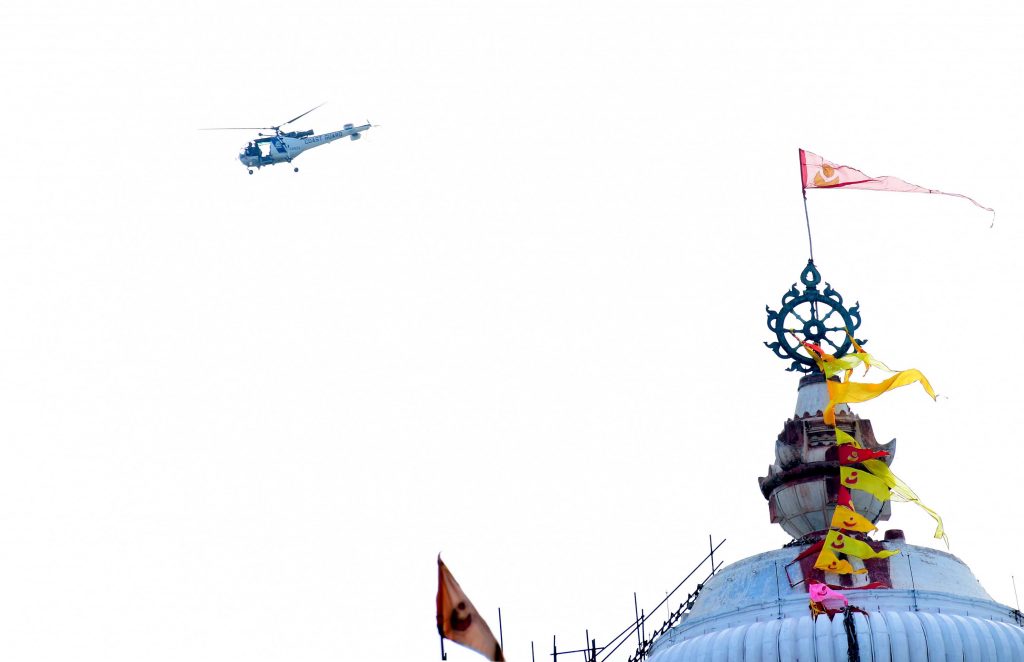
[239,122,370,171]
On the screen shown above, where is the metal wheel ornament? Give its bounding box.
[764,260,865,373]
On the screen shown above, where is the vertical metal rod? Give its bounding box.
[802,187,814,262]
[498,607,504,652]
[640,609,646,646]
[1013,576,1021,613]
[531,640,536,662]
[709,535,715,576]
[585,630,590,662]
[907,553,919,611]
[440,635,447,660]
[634,593,642,649]
[774,561,783,619]
[591,638,597,661]
[553,634,557,661]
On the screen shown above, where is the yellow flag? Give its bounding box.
[826,365,948,545]
[830,504,877,533]
[823,369,936,425]
[820,352,895,380]
[863,459,947,545]
[861,460,915,499]
[840,466,890,501]
[834,428,858,446]
[813,547,867,575]
[824,530,899,561]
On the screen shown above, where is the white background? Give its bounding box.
[2,1,1022,660]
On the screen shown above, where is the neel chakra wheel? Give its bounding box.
[764,260,863,374]
[642,259,1024,660]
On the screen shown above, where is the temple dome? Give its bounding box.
[647,261,1024,660]
[647,543,1024,661]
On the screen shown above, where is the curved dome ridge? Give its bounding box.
[649,610,1024,661]
[647,545,1024,661]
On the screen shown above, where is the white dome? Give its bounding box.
[648,610,1024,661]
[647,543,1024,661]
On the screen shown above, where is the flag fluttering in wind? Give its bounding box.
[840,466,891,502]
[813,548,867,575]
[823,530,899,562]
[791,339,947,600]
[823,369,936,426]
[437,556,505,661]
[836,429,948,545]
[798,340,935,426]
[800,149,993,213]
[838,445,889,465]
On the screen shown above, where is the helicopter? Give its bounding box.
[202,104,373,174]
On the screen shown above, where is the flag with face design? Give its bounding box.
[838,445,889,465]
[840,466,891,502]
[813,547,867,575]
[809,582,850,610]
[800,149,993,212]
[824,530,899,561]
[436,556,505,661]
[830,378,948,544]
[830,504,877,533]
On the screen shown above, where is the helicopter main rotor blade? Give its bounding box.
[280,103,325,128]
[199,127,275,131]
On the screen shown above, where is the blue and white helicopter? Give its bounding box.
[204,104,372,174]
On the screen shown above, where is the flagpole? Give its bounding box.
[799,148,814,263]
[440,634,447,661]
[802,190,814,263]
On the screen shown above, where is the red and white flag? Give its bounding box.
[436,556,505,661]
[800,149,992,213]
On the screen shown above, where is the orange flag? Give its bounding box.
[437,556,505,661]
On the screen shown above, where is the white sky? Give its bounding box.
[2,1,1023,660]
